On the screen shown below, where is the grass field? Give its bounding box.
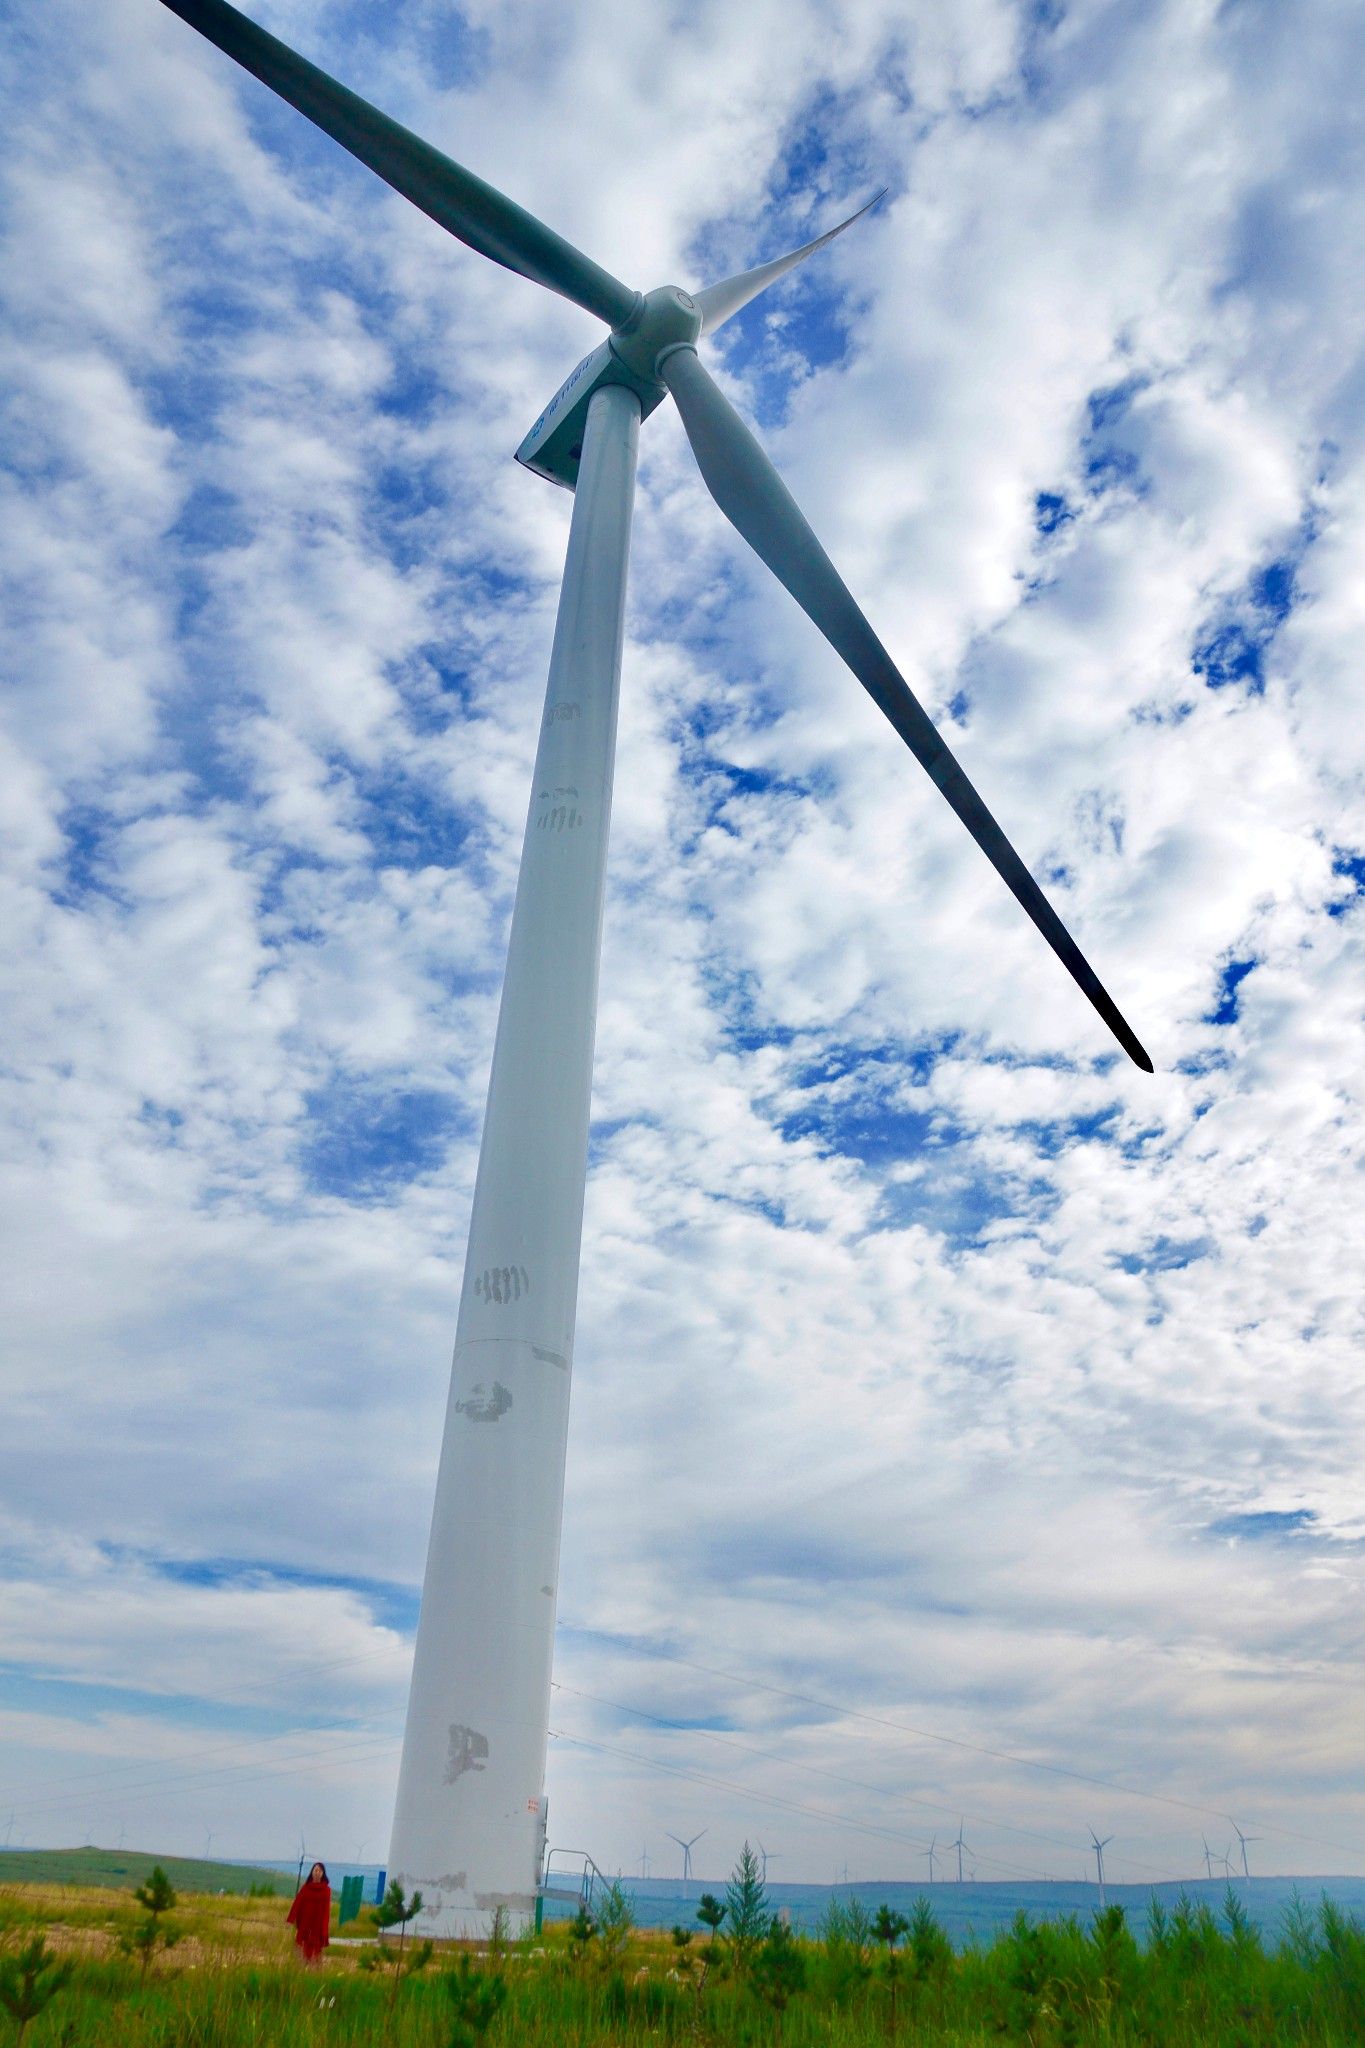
[2,1864,1363,2043]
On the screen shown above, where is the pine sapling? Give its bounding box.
[724,1843,769,1977]
[696,1893,726,1950]
[596,1880,636,1971]
[752,1915,806,2037]
[567,1906,597,1967]
[873,1905,910,2038]
[0,1935,74,2044]
[118,1864,181,1980]
[444,1953,507,2048]
[363,1881,431,2006]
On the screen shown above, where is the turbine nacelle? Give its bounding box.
[516,284,702,490]
[611,283,704,376]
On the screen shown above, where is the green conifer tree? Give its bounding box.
[724,1842,769,1975]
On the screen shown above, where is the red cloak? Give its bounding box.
[287,1877,331,1959]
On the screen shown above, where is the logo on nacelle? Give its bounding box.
[525,347,601,445]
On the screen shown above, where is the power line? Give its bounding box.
[551,1725,1067,1883]
[9,1728,402,1826]
[550,1722,1171,1886]
[0,1643,407,1811]
[628,1646,1365,1865]
[552,1679,1181,1882]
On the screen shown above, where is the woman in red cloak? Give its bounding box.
[286,1860,332,1963]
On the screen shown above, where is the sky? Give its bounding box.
[1,0,1363,1891]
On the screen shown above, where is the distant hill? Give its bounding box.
[0,1847,286,1895]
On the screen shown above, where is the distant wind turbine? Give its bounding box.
[953,1822,969,1884]
[667,1830,707,1883]
[1089,1830,1114,1906]
[1233,1824,1261,1881]
[151,0,1153,1941]
[757,1843,781,1882]
[1202,1837,1215,1881]
[924,1835,939,1883]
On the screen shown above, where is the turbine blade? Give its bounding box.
[155,0,639,328]
[659,346,1153,1072]
[693,192,885,337]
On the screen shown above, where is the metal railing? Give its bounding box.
[538,1846,611,1921]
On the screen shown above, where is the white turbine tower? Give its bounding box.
[952,1822,969,1885]
[1233,1824,1260,1881]
[667,1831,707,1884]
[923,1834,939,1883]
[1090,1829,1114,1906]
[152,0,1152,1940]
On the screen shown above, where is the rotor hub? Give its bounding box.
[609,286,702,386]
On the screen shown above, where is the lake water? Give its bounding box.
[547,1872,1365,1950]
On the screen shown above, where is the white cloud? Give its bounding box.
[1,0,1362,1886]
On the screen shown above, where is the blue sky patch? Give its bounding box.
[1193,547,1304,697]
[1115,1233,1214,1275]
[1081,379,1146,496]
[301,1081,459,1198]
[1034,489,1074,535]
[0,1664,325,1737]
[350,760,471,870]
[104,1545,421,1636]
[1206,956,1256,1025]
[52,803,129,911]
[1329,849,1365,916]
[873,1161,1048,1246]
[1208,1508,1317,1541]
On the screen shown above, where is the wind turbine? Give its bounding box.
[667,1830,707,1884]
[1089,1829,1114,1906]
[1202,1836,1215,1881]
[952,1822,969,1884]
[757,1842,781,1882]
[1232,1824,1260,1881]
[151,0,1153,1941]
[923,1834,939,1883]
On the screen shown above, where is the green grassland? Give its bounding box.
[0,1846,284,1895]
[2,1867,1363,2044]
